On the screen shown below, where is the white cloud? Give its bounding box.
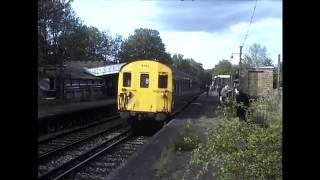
[230,18,282,65]
[72,1,160,36]
[161,31,237,68]
[161,17,282,69]
[71,1,282,69]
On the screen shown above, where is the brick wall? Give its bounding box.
[240,67,273,97]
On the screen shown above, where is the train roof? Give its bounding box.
[84,60,200,82]
[119,59,171,70]
[172,68,200,82]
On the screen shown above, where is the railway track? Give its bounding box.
[38,114,120,144]
[38,123,130,179]
[37,94,200,179]
[54,135,148,180]
[38,115,123,158]
[38,125,124,159]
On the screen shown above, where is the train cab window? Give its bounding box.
[140,73,149,88]
[158,74,168,88]
[123,72,131,87]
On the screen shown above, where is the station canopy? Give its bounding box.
[84,63,126,76]
[214,75,231,79]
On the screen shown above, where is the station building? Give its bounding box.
[38,60,125,103]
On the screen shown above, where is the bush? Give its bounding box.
[184,91,282,180]
[246,90,282,128]
[173,120,200,151]
[155,120,201,177]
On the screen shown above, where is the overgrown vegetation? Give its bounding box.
[184,91,282,179]
[173,120,200,152]
[156,143,175,177]
[156,120,200,177]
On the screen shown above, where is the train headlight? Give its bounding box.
[161,90,168,97]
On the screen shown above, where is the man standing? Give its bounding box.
[220,84,230,104]
[205,84,210,96]
[235,87,250,121]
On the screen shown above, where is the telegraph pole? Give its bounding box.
[277,54,281,90]
[239,46,243,86]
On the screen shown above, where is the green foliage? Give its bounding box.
[217,100,238,120]
[172,53,211,86]
[242,43,273,68]
[38,0,77,65]
[246,91,282,128]
[155,143,175,177]
[172,120,200,151]
[38,0,124,66]
[61,26,123,62]
[184,92,282,180]
[119,28,172,64]
[212,59,238,77]
[155,120,200,177]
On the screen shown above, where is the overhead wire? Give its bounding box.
[241,0,258,49]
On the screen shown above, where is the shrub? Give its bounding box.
[246,90,282,128]
[173,120,200,151]
[184,92,282,180]
[156,120,201,177]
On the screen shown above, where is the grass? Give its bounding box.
[155,120,201,178]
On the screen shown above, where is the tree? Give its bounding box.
[172,54,190,73]
[110,34,124,63]
[172,54,210,86]
[212,60,238,77]
[242,43,273,68]
[119,28,172,64]
[38,0,78,66]
[38,0,122,64]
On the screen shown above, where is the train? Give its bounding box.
[117,59,201,127]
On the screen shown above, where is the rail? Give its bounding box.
[38,130,132,180]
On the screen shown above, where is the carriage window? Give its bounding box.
[123,72,131,87]
[140,74,149,88]
[158,74,168,88]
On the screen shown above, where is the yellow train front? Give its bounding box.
[117,59,201,127]
[117,60,173,124]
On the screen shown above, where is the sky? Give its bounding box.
[71,0,282,69]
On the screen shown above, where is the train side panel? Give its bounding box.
[172,69,201,111]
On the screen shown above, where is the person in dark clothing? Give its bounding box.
[205,84,210,96]
[235,87,250,121]
[218,84,222,97]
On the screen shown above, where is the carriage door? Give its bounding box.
[158,73,169,112]
[138,73,154,111]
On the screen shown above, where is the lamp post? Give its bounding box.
[231,46,243,86]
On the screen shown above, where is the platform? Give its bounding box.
[38,98,116,119]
